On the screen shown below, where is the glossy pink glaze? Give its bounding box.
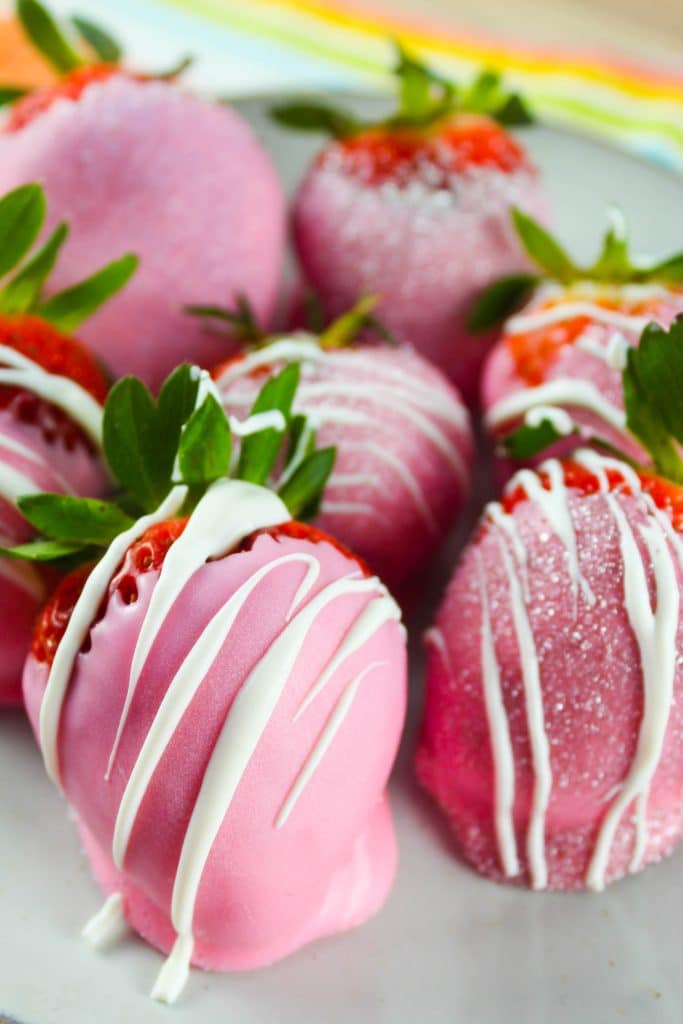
[415,484,683,891]
[0,78,286,389]
[293,160,548,403]
[0,407,107,706]
[23,529,407,969]
[216,344,474,589]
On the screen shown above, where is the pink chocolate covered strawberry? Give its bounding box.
[201,298,474,589]
[416,316,683,891]
[478,208,683,464]
[17,362,407,1002]
[0,182,135,706]
[274,47,548,402]
[0,1,285,388]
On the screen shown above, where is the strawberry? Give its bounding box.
[479,209,683,467]
[198,297,473,588]
[0,0,285,389]
[17,360,406,1002]
[273,45,547,402]
[0,181,136,706]
[417,316,683,892]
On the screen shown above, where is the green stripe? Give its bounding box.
[163,0,385,75]
[164,0,683,157]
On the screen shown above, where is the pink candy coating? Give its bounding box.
[23,529,407,968]
[293,161,548,402]
[0,78,286,389]
[216,344,474,589]
[0,408,107,706]
[415,484,683,891]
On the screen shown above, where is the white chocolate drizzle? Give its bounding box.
[39,485,189,784]
[475,551,519,877]
[0,344,103,445]
[505,302,651,337]
[40,469,403,1002]
[471,450,681,889]
[82,892,128,950]
[486,378,627,437]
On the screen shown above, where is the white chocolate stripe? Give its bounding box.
[475,551,519,878]
[106,480,290,778]
[39,485,189,784]
[575,330,630,371]
[342,440,441,534]
[112,553,319,869]
[497,533,551,890]
[0,432,74,496]
[586,500,679,891]
[0,345,103,444]
[505,302,651,337]
[82,892,128,950]
[512,461,595,606]
[275,659,386,828]
[486,379,627,435]
[0,461,41,505]
[167,574,388,944]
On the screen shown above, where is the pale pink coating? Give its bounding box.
[481,287,683,466]
[216,344,474,588]
[0,78,286,389]
[415,483,683,891]
[23,529,407,969]
[0,407,107,706]
[293,159,548,403]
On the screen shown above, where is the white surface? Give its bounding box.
[2,97,683,1024]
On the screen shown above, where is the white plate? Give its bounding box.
[2,95,683,1024]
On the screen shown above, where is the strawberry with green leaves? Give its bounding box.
[0,0,285,389]
[479,207,683,465]
[16,362,407,1003]
[417,316,683,892]
[273,44,547,402]
[196,294,473,590]
[0,181,136,706]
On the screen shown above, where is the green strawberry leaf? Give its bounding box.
[283,413,315,472]
[0,538,87,561]
[151,54,193,80]
[511,208,577,284]
[178,394,232,484]
[36,252,138,332]
[185,293,265,344]
[17,493,133,544]
[647,252,683,285]
[622,319,683,483]
[237,363,300,485]
[155,363,200,482]
[0,86,29,105]
[493,93,534,127]
[502,417,569,460]
[70,14,122,63]
[0,183,46,280]
[468,273,538,332]
[270,101,361,138]
[278,447,336,519]
[318,294,379,349]
[102,376,169,511]
[17,0,83,73]
[394,41,455,122]
[591,208,631,281]
[0,221,68,314]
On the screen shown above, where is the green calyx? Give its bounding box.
[1,362,337,566]
[470,207,683,333]
[0,0,191,100]
[0,182,137,328]
[271,41,533,139]
[500,315,683,486]
[187,293,395,351]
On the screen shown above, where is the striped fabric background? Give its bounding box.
[1,0,682,171]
